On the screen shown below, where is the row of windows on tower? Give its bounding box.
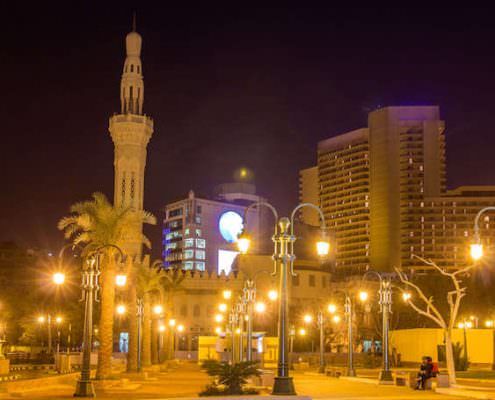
[125,64,141,74]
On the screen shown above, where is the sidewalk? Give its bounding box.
[340,374,495,399]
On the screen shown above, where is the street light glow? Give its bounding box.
[177,324,185,332]
[402,292,412,302]
[255,302,266,313]
[268,290,278,301]
[158,324,166,332]
[115,273,127,287]
[222,290,232,300]
[53,272,65,285]
[218,303,228,312]
[215,326,222,334]
[470,243,483,261]
[237,235,251,254]
[169,319,176,327]
[153,305,164,315]
[37,316,45,323]
[298,328,306,336]
[55,316,63,324]
[332,315,341,324]
[303,314,313,324]
[116,305,126,315]
[327,304,337,314]
[359,291,368,302]
[466,321,473,329]
[485,320,494,328]
[316,240,330,257]
[214,314,224,323]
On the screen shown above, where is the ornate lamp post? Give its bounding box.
[361,271,394,383]
[74,244,125,398]
[470,206,495,261]
[238,201,329,395]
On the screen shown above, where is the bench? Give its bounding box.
[393,371,417,388]
[325,366,346,377]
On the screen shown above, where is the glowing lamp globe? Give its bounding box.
[268,290,278,301]
[237,236,251,254]
[466,321,473,329]
[169,319,176,327]
[116,305,126,315]
[53,272,65,285]
[359,291,369,302]
[115,274,127,287]
[55,316,63,324]
[218,303,228,312]
[303,314,313,324]
[298,328,307,336]
[177,324,185,333]
[158,324,166,332]
[222,290,232,300]
[402,292,412,302]
[485,320,494,328]
[255,302,266,313]
[316,241,330,257]
[153,305,164,315]
[458,322,465,329]
[327,304,337,314]
[470,243,483,261]
[214,314,224,323]
[332,315,341,324]
[215,326,222,334]
[37,316,45,324]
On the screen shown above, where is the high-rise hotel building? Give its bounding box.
[300,106,495,272]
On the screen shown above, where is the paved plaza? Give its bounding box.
[0,363,479,400]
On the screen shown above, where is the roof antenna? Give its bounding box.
[132,11,137,32]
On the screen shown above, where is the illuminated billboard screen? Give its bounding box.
[218,249,239,275]
[218,211,243,243]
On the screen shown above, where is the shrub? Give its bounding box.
[199,360,261,396]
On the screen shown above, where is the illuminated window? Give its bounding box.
[196,262,205,271]
[196,229,202,237]
[184,261,194,270]
[196,239,206,248]
[184,228,190,236]
[195,216,201,224]
[196,250,206,260]
[184,239,194,248]
[165,243,177,250]
[169,208,183,218]
[184,250,194,259]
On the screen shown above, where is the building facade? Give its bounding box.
[162,183,266,274]
[300,106,495,272]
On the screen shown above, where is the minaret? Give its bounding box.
[109,21,153,255]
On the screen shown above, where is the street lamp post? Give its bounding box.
[470,206,495,261]
[317,310,325,373]
[74,244,125,398]
[137,298,144,372]
[238,201,329,396]
[361,271,394,383]
[344,294,356,377]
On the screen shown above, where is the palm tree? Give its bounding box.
[160,269,185,360]
[136,261,165,367]
[58,192,155,379]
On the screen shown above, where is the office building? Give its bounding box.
[300,106,495,272]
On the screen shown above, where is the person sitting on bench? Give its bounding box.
[415,356,433,390]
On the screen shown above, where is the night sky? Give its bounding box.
[3,4,495,256]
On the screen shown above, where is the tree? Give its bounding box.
[136,261,165,367]
[58,192,155,379]
[160,269,185,360]
[395,255,478,384]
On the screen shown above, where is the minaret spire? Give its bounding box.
[120,21,144,115]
